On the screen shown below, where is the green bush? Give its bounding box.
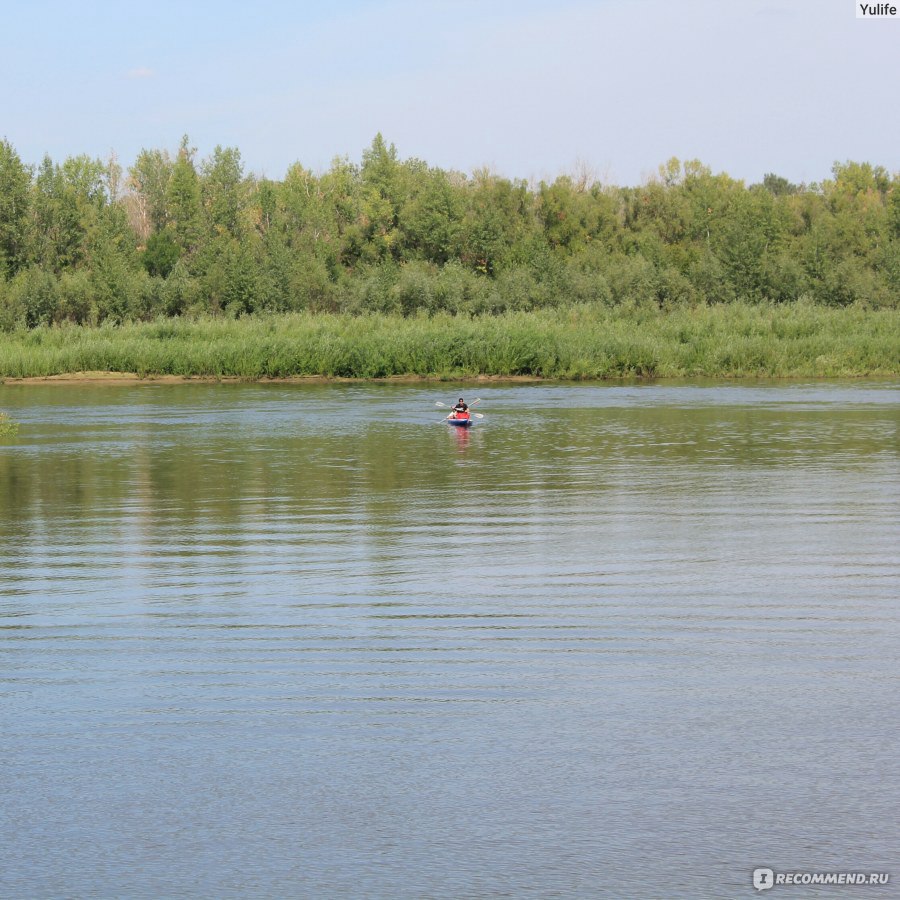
[142,230,181,277]
[6,267,60,328]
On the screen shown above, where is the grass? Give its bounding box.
[0,303,898,380]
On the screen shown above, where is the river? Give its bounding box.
[1,381,898,898]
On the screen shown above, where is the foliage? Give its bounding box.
[0,412,19,436]
[0,305,896,381]
[0,139,32,278]
[142,230,181,277]
[0,135,897,333]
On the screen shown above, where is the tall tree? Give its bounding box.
[30,155,82,271]
[761,173,799,197]
[128,148,173,240]
[401,168,463,264]
[201,145,245,238]
[358,134,406,260]
[0,139,32,277]
[166,137,202,254]
[461,169,533,274]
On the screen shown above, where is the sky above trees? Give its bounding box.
[0,0,897,185]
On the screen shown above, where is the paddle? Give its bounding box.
[435,402,483,419]
[435,398,481,407]
[435,400,483,417]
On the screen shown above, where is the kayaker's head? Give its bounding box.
[458,398,465,403]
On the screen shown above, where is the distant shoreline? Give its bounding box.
[2,371,895,387]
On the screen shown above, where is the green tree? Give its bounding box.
[539,176,622,255]
[715,187,787,300]
[0,139,32,277]
[128,148,173,239]
[279,163,337,253]
[7,266,58,327]
[166,137,203,254]
[142,230,181,277]
[888,174,900,240]
[223,242,259,315]
[357,134,412,261]
[400,168,463,263]
[30,155,82,271]
[761,173,800,196]
[87,203,143,322]
[461,169,533,274]
[830,160,891,197]
[30,154,107,273]
[201,145,245,238]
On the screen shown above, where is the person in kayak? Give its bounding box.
[451,398,469,420]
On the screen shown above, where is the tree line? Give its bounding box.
[0,134,897,330]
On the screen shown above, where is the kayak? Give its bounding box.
[447,415,473,427]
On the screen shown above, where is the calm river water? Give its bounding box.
[1,381,898,898]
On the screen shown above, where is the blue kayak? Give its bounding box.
[447,416,473,427]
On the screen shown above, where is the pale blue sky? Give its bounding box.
[1,0,897,185]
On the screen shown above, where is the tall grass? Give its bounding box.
[0,303,897,380]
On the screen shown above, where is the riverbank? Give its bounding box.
[4,372,545,385]
[1,304,897,381]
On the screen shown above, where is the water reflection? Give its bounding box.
[450,422,472,450]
